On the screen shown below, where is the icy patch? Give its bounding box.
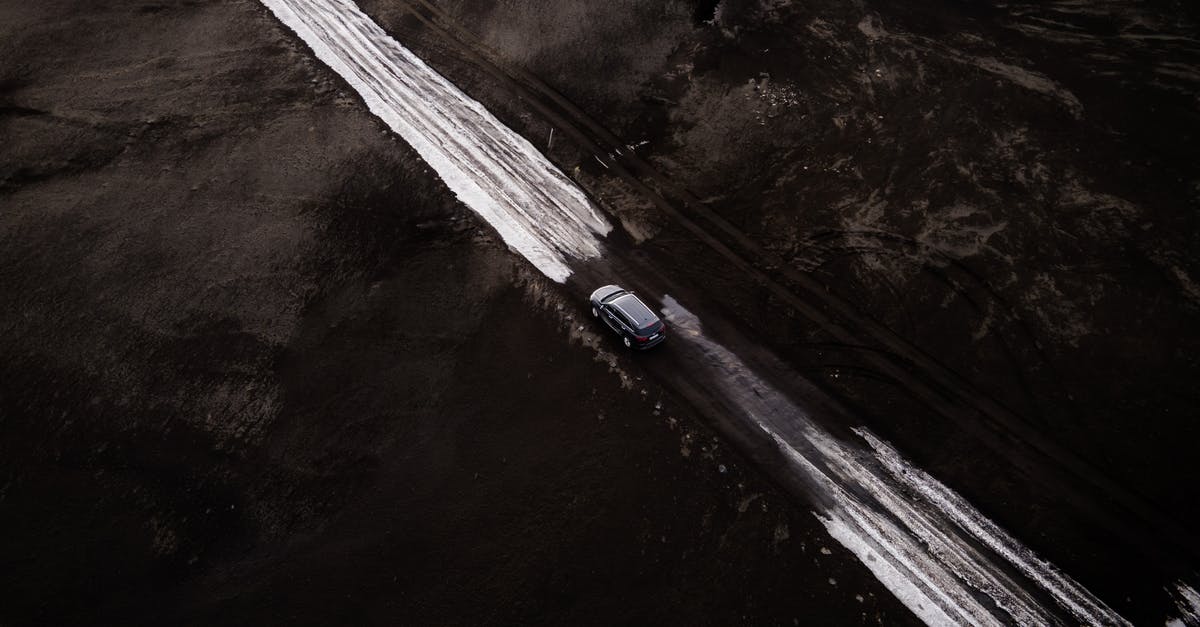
[660,294,1129,626]
[858,429,1131,626]
[1167,583,1200,627]
[261,0,610,282]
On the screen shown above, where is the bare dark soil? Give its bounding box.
[1,1,918,625]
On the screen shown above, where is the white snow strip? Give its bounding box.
[1167,582,1200,627]
[775,434,995,626]
[260,0,610,282]
[819,512,959,626]
[660,295,1130,626]
[857,429,1131,626]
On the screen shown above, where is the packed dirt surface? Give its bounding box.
[1,1,915,625]
[3,0,1199,624]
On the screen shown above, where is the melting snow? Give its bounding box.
[261,0,610,282]
[1167,582,1200,627]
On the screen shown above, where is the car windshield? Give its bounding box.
[598,287,627,304]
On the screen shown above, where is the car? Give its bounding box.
[588,284,666,349]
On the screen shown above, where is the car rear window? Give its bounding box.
[639,320,664,335]
[613,295,659,328]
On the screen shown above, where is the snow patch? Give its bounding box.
[261,0,610,282]
[857,429,1131,626]
[1168,582,1200,627]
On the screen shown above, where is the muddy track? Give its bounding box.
[394,0,1199,568]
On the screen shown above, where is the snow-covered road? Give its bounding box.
[261,0,610,283]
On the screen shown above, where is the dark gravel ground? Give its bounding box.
[1,1,918,625]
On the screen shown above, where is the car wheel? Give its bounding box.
[591,306,599,318]
[623,336,632,348]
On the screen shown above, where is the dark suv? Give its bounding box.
[589,285,666,349]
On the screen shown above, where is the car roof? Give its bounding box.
[611,294,660,328]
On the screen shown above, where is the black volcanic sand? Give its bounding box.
[357,0,1200,622]
[0,1,917,625]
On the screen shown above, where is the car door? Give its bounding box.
[601,304,623,334]
[610,309,634,337]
